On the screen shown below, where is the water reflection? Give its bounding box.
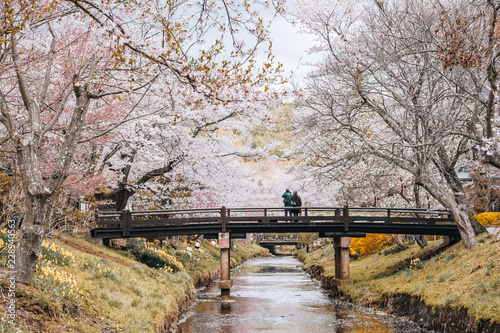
[178,256,431,333]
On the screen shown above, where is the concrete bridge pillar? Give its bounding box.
[217,232,232,299]
[332,236,353,287]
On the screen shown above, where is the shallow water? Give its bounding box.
[178,256,431,333]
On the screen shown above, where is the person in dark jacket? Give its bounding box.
[282,188,292,216]
[290,191,302,218]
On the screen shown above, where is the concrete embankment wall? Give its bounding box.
[160,269,221,332]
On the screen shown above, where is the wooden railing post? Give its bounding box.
[220,206,227,232]
[343,205,349,232]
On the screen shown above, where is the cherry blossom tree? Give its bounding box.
[0,0,286,284]
[0,2,131,284]
[433,0,500,169]
[293,0,486,248]
[93,76,284,211]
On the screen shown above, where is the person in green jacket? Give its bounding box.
[282,188,293,216]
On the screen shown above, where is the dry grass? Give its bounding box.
[0,233,269,332]
[301,234,500,323]
[38,236,192,332]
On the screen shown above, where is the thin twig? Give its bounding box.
[482,259,500,282]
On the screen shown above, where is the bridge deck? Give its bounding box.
[90,206,460,239]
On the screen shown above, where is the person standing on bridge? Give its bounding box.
[291,191,302,220]
[282,188,293,216]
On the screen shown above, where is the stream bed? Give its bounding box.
[178,256,432,333]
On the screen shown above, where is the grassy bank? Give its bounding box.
[0,233,269,333]
[297,233,500,324]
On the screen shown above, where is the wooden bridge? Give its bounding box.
[257,235,301,254]
[258,235,300,246]
[91,206,459,299]
[91,206,458,239]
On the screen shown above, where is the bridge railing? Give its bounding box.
[94,208,224,236]
[224,207,348,220]
[95,206,450,218]
[345,207,452,226]
[94,206,453,229]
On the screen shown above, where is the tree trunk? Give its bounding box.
[10,73,93,284]
[393,235,410,250]
[114,150,136,211]
[413,184,428,248]
[445,171,486,236]
[115,185,135,211]
[14,194,51,284]
[432,146,482,247]
[470,213,487,235]
[436,198,478,248]
[108,157,180,211]
[448,205,479,248]
[415,235,428,248]
[441,162,486,236]
[418,174,479,249]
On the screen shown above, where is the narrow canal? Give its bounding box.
[178,256,431,333]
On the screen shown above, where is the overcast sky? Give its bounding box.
[263,10,319,84]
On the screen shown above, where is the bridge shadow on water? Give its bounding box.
[252,266,303,274]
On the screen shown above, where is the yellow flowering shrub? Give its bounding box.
[351,233,393,255]
[33,264,84,300]
[30,240,84,299]
[40,240,76,265]
[475,212,500,226]
[127,238,184,272]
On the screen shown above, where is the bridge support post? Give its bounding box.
[332,237,353,287]
[217,232,232,300]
